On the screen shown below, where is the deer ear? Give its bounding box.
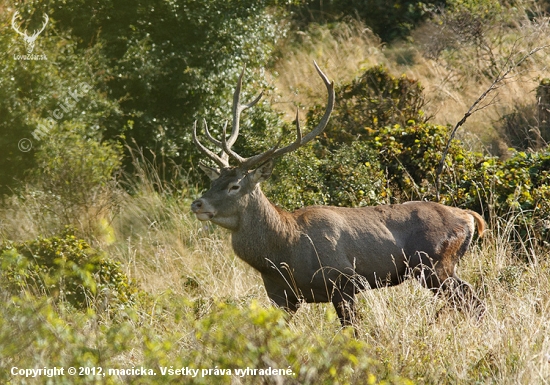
[252,160,274,183]
[199,163,221,181]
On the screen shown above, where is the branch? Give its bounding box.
[435,44,550,199]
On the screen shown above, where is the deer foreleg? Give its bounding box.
[331,275,357,329]
[261,274,301,314]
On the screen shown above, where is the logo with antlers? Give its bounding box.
[11,11,49,54]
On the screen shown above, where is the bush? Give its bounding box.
[0,293,137,385]
[30,122,123,235]
[308,65,426,150]
[333,122,550,247]
[266,140,386,210]
[463,151,550,245]
[0,229,137,311]
[0,293,412,384]
[369,122,474,201]
[414,0,528,81]
[142,300,413,384]
[302,66,440,202]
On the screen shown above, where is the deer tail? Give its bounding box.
[467,210,486,237]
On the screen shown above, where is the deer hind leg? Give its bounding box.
[418,267,485,318]
[419,232,486,318]
[443,274,486,317]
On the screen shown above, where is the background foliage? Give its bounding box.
[309,68,550,246]
[0,0,286,193]
[289,0,445,42]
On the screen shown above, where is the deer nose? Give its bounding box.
[191,199,203,212]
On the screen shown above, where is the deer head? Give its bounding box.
[12,11,49,54]
[191,62,334,230]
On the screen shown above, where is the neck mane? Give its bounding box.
[230,186,299,272]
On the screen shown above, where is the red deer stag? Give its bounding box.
[191,63,486,329]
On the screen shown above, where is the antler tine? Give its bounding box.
[222,121,246,164]
[238,61,334,170]
[276,108,303,154]
[298,61,334,145]
[224,65,263,157]
[203,120,234,164]
[227,66,246,150]
[193,120,229,168]
[203,119,222,147]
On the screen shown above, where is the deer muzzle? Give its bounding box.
[191,199,215,221]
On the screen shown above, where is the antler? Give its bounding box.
[193,62,334,170]
[193,65,263,168]
[193,120,227,168]
[11,12,26,37]
[32,14,49,38]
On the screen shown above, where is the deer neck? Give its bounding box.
[230,185,299,272]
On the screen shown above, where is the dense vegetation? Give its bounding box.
[1,0,550,383]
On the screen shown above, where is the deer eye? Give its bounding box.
[228,184,240,192]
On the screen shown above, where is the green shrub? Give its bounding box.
[142,300,413,384]
[266,140,386,210]
[308,65,426,150]
[462,151,550,245]
[369,122,473,201]
[0,293,412,384]
[0,3,121,195]
[0,229,137,311]
[31,122,123,234]
[0,293,137,385]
